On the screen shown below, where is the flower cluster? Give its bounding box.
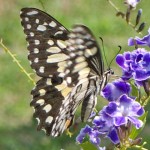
[76,80,144,149]
[124,0,141,8]
[116,28,150,87]
[116,48,150,86]
[76,28,150,149]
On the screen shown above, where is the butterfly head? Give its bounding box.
[107,68,114,75]
[100,68,114,90]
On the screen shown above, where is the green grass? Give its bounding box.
[0,0,150,149]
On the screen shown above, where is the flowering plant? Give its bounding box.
[76,1,150,149]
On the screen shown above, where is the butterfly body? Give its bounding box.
[20,8,112,137]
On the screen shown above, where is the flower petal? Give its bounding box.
[128,116,143,129]
[107,128,120,144]
[114,116,127,126]
[101,79,131,101]
[76,125,92,143]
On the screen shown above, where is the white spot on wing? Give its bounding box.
[47,40,54,46]
[58,61,67,68]
[27,24,31,29]
[78,51,84,55]
[37,25,46,31]
[47,53,69,63]
[49,21,56,27]
[59,26,65,30]
[70,53,76,57]
[58,72,65,78]
[57,66,65,72]
[57,40,66,49]
[34,58,39,63]
[85,47,97,57]
[69,33,76,38]
[45,116,53,124]
[73,62,88,73]
[76,39,84,44]
[75,56,85,63]
[39,89,46,96]
[78,67,90,76]
[43,22,48,25]
[35,19,39,24]
[30,32,34,37]
[36,99,45,106]
[78,68,90,79]
[35,40,40,45]
[39,66,45,73]
[34,48,39,54]
[27,10,38,15]
[73,26,83,32]
[43,104,52,113]
[78,45,85,49]
[46,79,52,85]
[25,17,29,21]
[67,61,72,66]
[54,31,63,36]
[47,47,61,53]
[66,77,72,84]
[65,69,70,74]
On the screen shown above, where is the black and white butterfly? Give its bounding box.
[20,8,113,137]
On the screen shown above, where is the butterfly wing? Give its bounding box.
[20,8,105,137]
[64,25,104,87]
[20,8,69,78]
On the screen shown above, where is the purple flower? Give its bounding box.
[116,48,150,85]
[128,28,150,47]
[104,94,144,129]
[101,79,131,101]
[124,0,141,7]
[76,125,101,146]
[76,125,92,143]
[76,91,144,148]
[107,128,120,144]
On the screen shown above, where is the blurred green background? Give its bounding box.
[0,0,150,150]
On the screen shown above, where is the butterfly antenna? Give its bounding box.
[108,45,122,68]
[99,37,109,68]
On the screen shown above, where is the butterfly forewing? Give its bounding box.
[20,8,109,137]
[20,8,69,78]
[64,25,104,86]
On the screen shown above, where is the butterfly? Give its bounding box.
[20,8,113,137]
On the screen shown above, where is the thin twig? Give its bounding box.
[0,39,36,85]
[107,0,120,12]
[107,0,142,34]
[38,0,46,12]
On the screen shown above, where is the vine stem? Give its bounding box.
[107,0,142,34]
[0,39,36,86]
[107,0,120,12]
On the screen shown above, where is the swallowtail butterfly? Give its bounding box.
[20,8,113,137]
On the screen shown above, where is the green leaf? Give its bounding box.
[130,81,138,98]
[80,142,98,150]
[129,112,147,139]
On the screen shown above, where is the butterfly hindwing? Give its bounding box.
[31,77,72,136]
[30,76,98,136]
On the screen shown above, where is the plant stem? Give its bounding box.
[0,39,36,86]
